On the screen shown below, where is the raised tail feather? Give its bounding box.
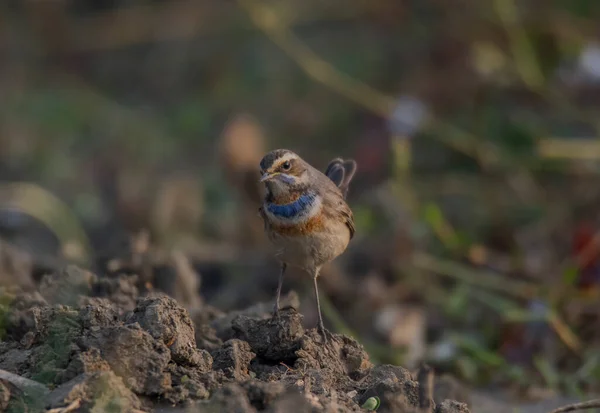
[324,158,357,199]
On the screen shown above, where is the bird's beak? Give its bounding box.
[260,172,277,183]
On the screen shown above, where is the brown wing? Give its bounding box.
[341,201,355,240]
[321,186,355,240]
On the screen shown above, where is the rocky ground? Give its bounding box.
[0,265,475,413]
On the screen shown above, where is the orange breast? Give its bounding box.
[271,211,326,236]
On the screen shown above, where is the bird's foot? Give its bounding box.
[272,305,281,323]
[317,324,333,344]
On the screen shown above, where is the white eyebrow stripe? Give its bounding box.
[270,153,298,170]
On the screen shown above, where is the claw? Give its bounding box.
[272,305,281,321]
[318,325,331,344]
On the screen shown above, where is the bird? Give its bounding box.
[258,149,357,341]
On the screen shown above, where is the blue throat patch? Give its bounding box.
[266,192,317,219]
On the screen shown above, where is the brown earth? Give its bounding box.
[0,265,471,413]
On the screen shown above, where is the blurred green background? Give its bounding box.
[2,0,600,402]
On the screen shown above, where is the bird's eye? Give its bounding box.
[281,161,291,170]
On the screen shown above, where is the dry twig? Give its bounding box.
[46,399,81,413]
[549,399,600,413]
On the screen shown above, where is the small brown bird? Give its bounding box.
[258,149,357,340]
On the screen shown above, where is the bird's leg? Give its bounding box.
[313,268,329,342]
[272,262,287,319]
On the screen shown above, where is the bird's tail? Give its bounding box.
[324,158,357,198]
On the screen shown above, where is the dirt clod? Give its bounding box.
[6,304,80,347]
[232,307,304,362]
[78,298,119,329]
[295,329,373,380]
[47,370,142,412]
[0,347,31,374]
[241,380,286,410]
[55,348,111,384]
[81,324,172,395]
[213,291,299,341]
[358,365,419,408]
[361,376,421,412]
[204,383,257,413]
[212,339,256,380]
[127,294,212,369]
[191,305,225,351]
[165,364,211,404]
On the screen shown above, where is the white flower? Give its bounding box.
[388,95,428,137]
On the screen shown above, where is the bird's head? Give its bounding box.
[259,149,310,198]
